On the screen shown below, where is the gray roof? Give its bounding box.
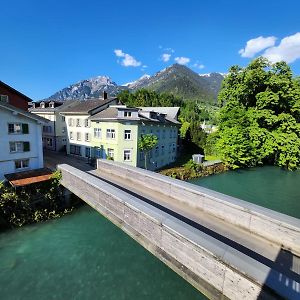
[0,102,49,123]
[29,100,78,113]
[60,98,117,114]
[138,107,180,120]
[90,106,180,125]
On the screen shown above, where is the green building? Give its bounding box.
[89,105,180,170]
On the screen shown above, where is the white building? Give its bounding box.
[29,100,78,151]
[0,102,48,181]
[60,97,118,158]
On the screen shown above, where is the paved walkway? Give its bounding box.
[43,150,94,172]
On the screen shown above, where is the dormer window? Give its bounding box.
[49,102,55,108]
[40,102,45,108]
[0,95,9,103]
[124,111,132,117]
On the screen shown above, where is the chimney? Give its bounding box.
[103,91,108,100]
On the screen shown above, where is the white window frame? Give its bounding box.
[70,131,73,140]
[124,111,132,117]
[15,159,29,170]
[106,129,115,139]
[77,132,81,141]
[107,148,114,159]
[8,123,22,134]
[85,133,90,141]
[0,95,9,102]
[94,128,101,139]
[123,149,132,161]
[76,118,81,127]
[124,129,131,140]
[10,142,23,153]
[85,119,90,127]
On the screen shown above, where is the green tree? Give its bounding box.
[138,134,158,169]
[216,57,300,170]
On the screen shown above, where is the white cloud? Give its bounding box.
[113,49,142,67]
[193,63,205,69]
[239,36,277,58]
[174,56,190,65]
[164,47,175,53]
[262,32,300,63]
[161,53,171,62]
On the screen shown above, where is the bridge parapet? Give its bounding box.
[59,163,300,300]
[96,159,300,256]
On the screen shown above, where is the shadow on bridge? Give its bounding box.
[257,248,300,299]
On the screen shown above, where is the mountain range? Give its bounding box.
[43,64,225,103]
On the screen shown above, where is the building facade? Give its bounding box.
[60,98,119,158]
[89,105,180,170]
[29,100,78,151]
[0,80,31,111]
[0,102,47,181]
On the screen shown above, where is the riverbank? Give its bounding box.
[0,171,81,231]
[159,161,228,180]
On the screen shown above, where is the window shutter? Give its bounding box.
[23,142,30,152]
[22,124,29,134]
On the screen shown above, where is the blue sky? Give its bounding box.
[1,0,300,100]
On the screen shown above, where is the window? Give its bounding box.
[0,95,9,102]
[169,144,172,153]
[162,129,166,138]
[10,142,23,153]
[85,119,90,127]
[9,142,30,153]
[169,129,172,138]
[124,111,132,117]
[62,127,66,134]
[107,148,114,159]
[50,102,54,108]
[70,145,81,156]
[76,119,81,127]
[40,102,45,108]
[70,131,73,140]
[161,145,165,155]
[96,148,102,158]
[124,129,131,140]
[155,146,159,156]
[124,149,132,161]
[46,138,53,147]
[77,132,81,141]
[85,147,90,158]
[15,159,29,169]
[8,123,28,134]
[106,129,115,139]
[68,118,74,126]
[94,128,101,139]
[62,116,65,122]
[85,133,90,141]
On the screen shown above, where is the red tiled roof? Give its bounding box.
[4,168,53,187]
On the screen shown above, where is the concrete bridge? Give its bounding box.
[58,160,300,300]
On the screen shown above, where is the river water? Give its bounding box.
[1,166,299,300]
[0,205,207,300]
[189,165,300,219]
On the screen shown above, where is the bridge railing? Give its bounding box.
[96,159,300,255]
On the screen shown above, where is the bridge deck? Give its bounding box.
[89,168,300,295]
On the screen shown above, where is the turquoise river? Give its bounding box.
[0,166,299,299]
